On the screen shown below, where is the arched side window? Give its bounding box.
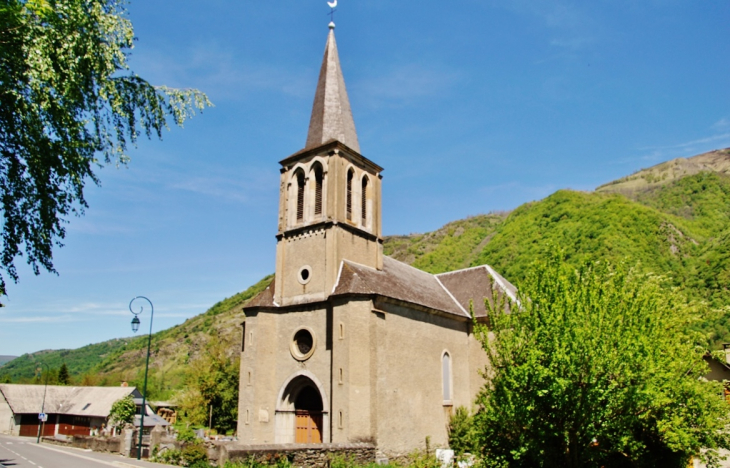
[314,164,324,216]
[361,176,368,224]
[296,170,305,222]
[442,352,452,402]
[346,169,354,221]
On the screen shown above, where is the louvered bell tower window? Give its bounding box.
[361,177,368,223]
[346,169,353,221]
[296,171,305,222]
[314,166,323,216]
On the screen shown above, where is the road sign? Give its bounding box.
[38,413,47,422]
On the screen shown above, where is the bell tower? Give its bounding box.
[274,24,383,307]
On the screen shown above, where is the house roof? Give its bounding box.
[304,25,360,153]
[133,413,170,427]
[245,256,517,320]
[0,384,141,418]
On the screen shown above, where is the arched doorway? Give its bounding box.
[294,385,323,443]
[275,372,328,444]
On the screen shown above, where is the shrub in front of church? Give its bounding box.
[473,252,730,468]
[447,406,478,457]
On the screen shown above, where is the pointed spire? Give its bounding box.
[305,25,360,153]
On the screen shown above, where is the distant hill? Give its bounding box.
[3,148,729,393]
[596,147,730,196]
[0,356,17,367]
[0,339,133,382]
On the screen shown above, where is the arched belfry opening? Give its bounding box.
[312,163,324,217]
[275,374,328,444]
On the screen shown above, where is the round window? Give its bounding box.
[297,265,312,285]
[290,328,316,361]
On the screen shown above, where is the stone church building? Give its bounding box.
[237,24,516,457]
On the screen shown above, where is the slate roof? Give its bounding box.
[305,26,360,153]
[245,256,517,320]
[333,257,469,318]
[0,384,141,417]
[246,278,276,308]
[436,265,517,318]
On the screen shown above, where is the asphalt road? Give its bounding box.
[0,434,175,468]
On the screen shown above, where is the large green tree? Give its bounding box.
[0,0,210,294]
[474,254,730,468]
[178,338,239,433]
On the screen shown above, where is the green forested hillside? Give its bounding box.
[0,356,18,367]
[0,339,133,382]
[474,190,697,286]
[384,213,508,273]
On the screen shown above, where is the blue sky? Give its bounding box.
[1,0,729,356]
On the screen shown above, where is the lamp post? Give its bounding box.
[129,296,154,460]
[35,361,49,444]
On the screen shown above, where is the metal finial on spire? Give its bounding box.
[305,18,360,153]
[327,0,337,26]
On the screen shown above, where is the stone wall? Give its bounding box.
[221,442,376,467]
[42,435,122,453]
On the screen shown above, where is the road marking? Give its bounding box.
[29,461,37,466]
[31,443,137,467]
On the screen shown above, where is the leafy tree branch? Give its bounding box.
[0,0,212,295]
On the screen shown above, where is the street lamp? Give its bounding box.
[129,296,154,460]
[35,361,49,444]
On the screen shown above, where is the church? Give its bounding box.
[236,22,516,458]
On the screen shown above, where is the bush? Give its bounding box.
[182,443,209,467]
[175,424,198,443]
[448,406,478,456]
[151,448,183,465]
[108,395,135,426]
[223,455,291,468]
[406,450,441,468]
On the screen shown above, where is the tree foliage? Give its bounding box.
[474,254,730,468]
[0,0,211,294]
[108,394,135,426]
[178,338,239,433]
[57,362,69,384]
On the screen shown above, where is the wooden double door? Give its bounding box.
[295,410,323,444]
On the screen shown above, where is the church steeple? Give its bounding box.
[305,24,360,153]
[274,25,382,307]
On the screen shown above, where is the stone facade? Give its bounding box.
[236,25,515,459]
